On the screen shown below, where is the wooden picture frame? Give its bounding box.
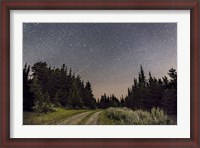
[1,0,199,147]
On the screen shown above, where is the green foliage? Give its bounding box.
[23,62,177,118]
[168,68,177,89]
[97,111,114,125]
[162,89,177,115]
[32,100,56,113]
[98,94,120,109]
[125,66,177,115]
[83,81,97,109]
[104,107,174,125]
[23,62,96,112]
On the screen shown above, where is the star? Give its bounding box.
[23,23,177,98]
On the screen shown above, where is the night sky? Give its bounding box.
[23,23,177,99]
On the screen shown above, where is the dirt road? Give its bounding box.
[85,111,102,125]
[57,111,102,125]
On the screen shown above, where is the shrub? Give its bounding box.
[104,107,174,125]
[33,101,56,113]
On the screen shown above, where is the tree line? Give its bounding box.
[23,62,96,113]
[24,62,177,115]
[97,66,177,115]
[124,66,177,115]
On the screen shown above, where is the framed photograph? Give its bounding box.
[1,0,199,147]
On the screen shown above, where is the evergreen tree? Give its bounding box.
[31,62,49,93]
[30,77,49,112]
[23,64,34,111]
[162,68,177,115]
[25,61,97,111]
[120,95,126,107]
[110,94,120,107]
[138,65,146,87]
[99,93,110,109]
[125,66,177,115]
[67,74,84,109]
[168,68,177,89]
[23,61,177,116]
[84,81,96,109]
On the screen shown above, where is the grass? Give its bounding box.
[100,107,175,125]
[98,111,114,125]
[23,108,88,125]
[23,107,176,125]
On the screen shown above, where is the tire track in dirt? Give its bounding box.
[58,111,91,125]
[85,111,102,125]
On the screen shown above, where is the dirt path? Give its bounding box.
[58,111,91,125]
[85,111,102,125]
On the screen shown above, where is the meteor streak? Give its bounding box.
[75,64,91,75]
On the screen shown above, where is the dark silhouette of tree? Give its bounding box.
[23,61,177,116]
[83,81,96,109]
[168,68,177,89]
[23,63,34,111]
[110,94,120,107]
[31,62,49,93]
[98,94,120,109]
[24,61,97,111]
[162,68,177,115]
[120,96,126,107]
[98,93,109,109]
[30,77,51,113]
[125,66,177,115]
[139,65,146,87]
